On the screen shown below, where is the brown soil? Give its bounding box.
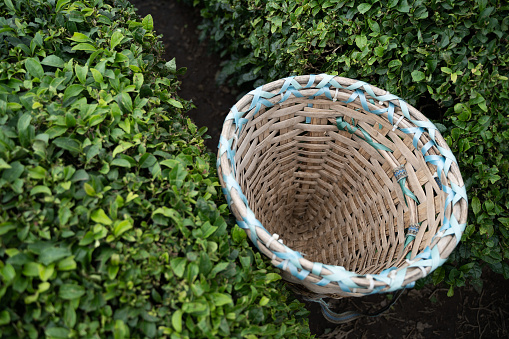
[129,1,509,337]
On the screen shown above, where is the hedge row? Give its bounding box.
[193,0,509,293]
[0,0,311,337]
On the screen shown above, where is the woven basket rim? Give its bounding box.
[217,74,468,297]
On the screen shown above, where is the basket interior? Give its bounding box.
[231,95,445,275]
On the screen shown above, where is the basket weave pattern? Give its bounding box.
[217,75,467,298]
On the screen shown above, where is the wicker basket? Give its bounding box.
[217,75,468,298]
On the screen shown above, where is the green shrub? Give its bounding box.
[193,0,509,293]
[0,0,311,337]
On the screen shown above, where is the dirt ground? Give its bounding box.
[129,1,508,337]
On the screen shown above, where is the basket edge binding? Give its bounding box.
[217,74,468,297]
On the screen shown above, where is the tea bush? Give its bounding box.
[0,0,312,337]
[193,0,509,294]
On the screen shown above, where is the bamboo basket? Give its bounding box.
[217,75,468,298]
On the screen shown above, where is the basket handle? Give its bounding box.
[311,288,405,324]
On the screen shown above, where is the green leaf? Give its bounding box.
[38,263,55,281]
[499,217,509,227]
[165,58,176,73]
[388,0,399,8]
[111,158,131,168]
[25,58,44,78]
[411,70,425,82]
[63,84,84,102]
[169,163,187,188]
[23,262,40,277]
[232,224,247,243]
[171,310,183,333]
[112,141,134,158]
[18,113,32,133]
[38,281,50,293]
[118,92,133,112]
[396,0,410,12]
[65,112,76,127]
[478,101,488,112]
[478,116,490,125]
[142,14,154,31]
[265,273,281,283]
[114,320,128,339]
[71,169,89,182]
[388,59,402,68]
[447,285,454,297]
[75,64,88,84]
[0,222,16,236]
[24,292,39,304]
[259,296,269,306]
[1,161,24,182]
[69,32,93,43]
[30,185,52,196]
[451,128,461,140]
[168,98,183,109]
[432,266,445,285]
[451,73,458,83]
[90,68,103,83]
[4,0,15,12]
[83,182,96,196]
[201,222,218,239]
[0,159,11,170]
[41,55,65,68]
[472,197,481,215]
[182,302,207,314]
[53,137,81,153]
[110,30,124,49]
[210,262,229,278]
[59,284,85,300]
[170,257,186,278]
[0,263,16,283]
[71,43,97,52]
[441,67,452,74]
[374,46,385,57]
[57,256,77,271]
[355,35,368,49]
[357,3,372,14]
[434,123,447,133]
[133,73,143,90]
[91,209,113,225]
[46,126,68,139]
[0,310,10,326]
[56,0,71,11]
[114,219,132,237]
[39,247,71,266]
[139,154,157,168]
[210,293,233,306]
[17,112,32,147]
[484,200,495,212]
[414,6,428,19]
[64,303,77,328]
[45,327,70,339]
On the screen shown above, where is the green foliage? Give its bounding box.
[194,0,509,291]
[0,0,311,337]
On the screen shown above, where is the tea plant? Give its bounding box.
[0,0,312,337]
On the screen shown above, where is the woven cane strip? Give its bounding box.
[217,75,468,298]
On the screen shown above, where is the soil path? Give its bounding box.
[129,1,508,337]
[130,0,238,151]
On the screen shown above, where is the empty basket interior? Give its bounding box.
[218,76,467,293]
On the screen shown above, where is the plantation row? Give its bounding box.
[0,0,310,338]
